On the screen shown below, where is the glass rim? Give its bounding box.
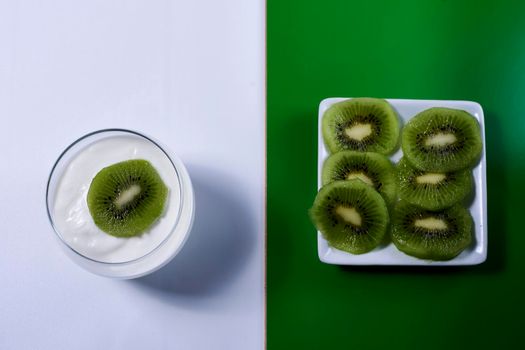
[45,128,184,266]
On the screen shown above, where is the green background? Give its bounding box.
[267,0,525,348]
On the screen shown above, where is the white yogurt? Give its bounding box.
[53,135,181,263]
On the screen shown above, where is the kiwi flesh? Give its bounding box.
[322,98,400,155]
[309,180,389,254]
[402,107,482,172]
[87,159,168,237]
[391,201,472,260]
[397,157,472,210]
[322,151,396,204]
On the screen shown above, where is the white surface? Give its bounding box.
[317,98,487,266]
[0,1,265,349]
[52,135,182,264]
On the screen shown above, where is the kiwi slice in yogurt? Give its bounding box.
[87,159,168,237]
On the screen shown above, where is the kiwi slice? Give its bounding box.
[322,151,396,204]
[391,201,472,260]
[322,98,400,155]
[397,157,472,210]
[87,159,168,237]
[310,180,389,254]
[402,107,482,172]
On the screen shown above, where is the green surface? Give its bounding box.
[267,0,525,349]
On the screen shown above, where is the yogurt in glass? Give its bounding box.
[46,129,194,278]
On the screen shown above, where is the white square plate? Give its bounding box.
[317,98,487,266]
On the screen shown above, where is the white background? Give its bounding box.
[0,1,265,349]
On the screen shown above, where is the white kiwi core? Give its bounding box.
[345,124,372,141]
[424,133,457,147]
[414,217,448,230]
[416,173,446,184]
[336,206,362,226]
[346,172,374,186]
[114,184,141,208]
